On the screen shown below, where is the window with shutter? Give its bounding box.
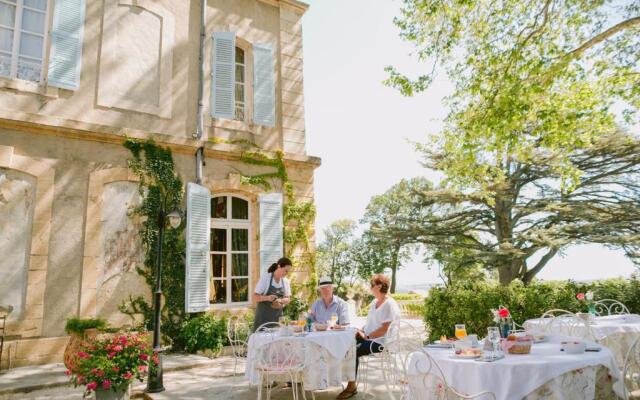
[210,194,251,305]
[258,193,283,274]
[185,182,211,313]
[211,32,235,119]
[252,43,275,127]
[47,0,85,90]
[0,0,50,82]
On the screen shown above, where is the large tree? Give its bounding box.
[384,0,640,284]
[316,219,357,293]
[360,177,432,292]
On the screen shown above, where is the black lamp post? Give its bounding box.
[146,197,181,393]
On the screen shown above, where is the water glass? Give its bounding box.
[487,327,501,359]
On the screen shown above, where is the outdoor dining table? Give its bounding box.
[408,336,620,400]
[524,314,640,366]
[245,328,357,391]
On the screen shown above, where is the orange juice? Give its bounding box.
[455,328,467,340]
[297,319,305,327]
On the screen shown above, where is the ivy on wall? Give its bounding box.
[119,139,190,348]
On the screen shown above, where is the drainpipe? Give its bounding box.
[194,0,206,184]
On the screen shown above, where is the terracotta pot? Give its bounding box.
[63,328,99,372]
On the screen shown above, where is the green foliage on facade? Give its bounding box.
[424,278,640,340]
[178,314,227,354]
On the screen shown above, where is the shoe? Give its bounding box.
[336,387,358,399]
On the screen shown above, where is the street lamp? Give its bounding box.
[146,197,181,393]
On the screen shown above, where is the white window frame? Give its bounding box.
[210,194,252,308]
[0,0,51,83]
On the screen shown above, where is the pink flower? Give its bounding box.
[138,365,147,372]
[124,371,133,380]
[112,367,120,372]
[96,370,104,378]
[113,345,123,352]
[77,351,90,359]
[102,380,112,389]
[86,382,98,391]
[64,370,71,376]
[108,352,116,359]
[139,354,149,361]
[576,293,585,300]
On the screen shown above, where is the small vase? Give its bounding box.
[588,303,597,316]
[93,385,130,400]
[499,320,511,338]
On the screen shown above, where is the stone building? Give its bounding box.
[0,0,318,367]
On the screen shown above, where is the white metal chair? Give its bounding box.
[614,334,640,399]
[381,320,425,400]
[539,310,596,341]
[407,347,496,400]
[594,299,630,316]
[255,321,282,333]
[227,315,251,375]
[254,337,307,400]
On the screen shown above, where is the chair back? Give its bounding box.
[543,311,595,341]
[382,320,426,400]
[621,334,640,400]
[255,337,305,373]
[255,321,282,333]
[593,299,630,316]
[227,315,250,358]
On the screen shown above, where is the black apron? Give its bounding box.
[253,273,285,332]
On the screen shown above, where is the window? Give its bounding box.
[234,46,245,121]
[0,0,48,82]
[210,195,250,305]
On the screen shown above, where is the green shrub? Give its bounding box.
[65,318,107,335]
[285,294,309,321]
[424,278,640,340]
[391,293,424,301]
[178,314,227,354]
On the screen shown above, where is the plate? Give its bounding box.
[453,353,482,359]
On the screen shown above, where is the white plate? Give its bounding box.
[452,353,482,359]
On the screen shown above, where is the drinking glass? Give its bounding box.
[454,324,467,340]
[330,313,338,328]
[487,327,501,359]
[278,316,287,326]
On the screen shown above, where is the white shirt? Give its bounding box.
[253,272,291,297]
[364,296,401,337]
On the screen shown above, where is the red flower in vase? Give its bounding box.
[576,293,585,300]
[498,308,510,318]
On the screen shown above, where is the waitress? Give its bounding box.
[252,257,292,331]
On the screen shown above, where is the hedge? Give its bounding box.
[424,278,640,340]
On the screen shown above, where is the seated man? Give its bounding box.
[310,277,350,326]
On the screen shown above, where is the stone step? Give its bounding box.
[0,354,242,396]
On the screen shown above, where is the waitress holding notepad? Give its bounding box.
[252,257,292,332]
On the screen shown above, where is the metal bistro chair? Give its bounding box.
[0,305,14,370]
[594,299,631,316]
[381,320,424,400]
[614,334,640,399]
[227,315,251,375]
[541,310,596,341]
[254,335,307,400]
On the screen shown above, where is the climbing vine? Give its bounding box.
[119,139,190,349]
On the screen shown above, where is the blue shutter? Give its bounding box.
[253,43,275,127]
[259,193,283,274]
[185,183,211,313]
[211,32,235,119]
[47,0,85,90]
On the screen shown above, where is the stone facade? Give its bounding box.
[0,0,318,368]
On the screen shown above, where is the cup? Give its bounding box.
[455,324,467,340]
[467,334,479,347]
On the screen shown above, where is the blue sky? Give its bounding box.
[300,0,637,287]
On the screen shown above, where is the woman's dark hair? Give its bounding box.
[370,273,390,294]
[267,257,292,273]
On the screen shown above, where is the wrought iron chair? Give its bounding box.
[227,315,251,375]
[594,299,630,316]
[540,310,596,341]
[614,334,640,399]
[254,336,307,400]
[407,348,496,400]
[381,320,424,400]
[0,305,14,370]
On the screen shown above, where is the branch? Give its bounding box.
[523,248,559,283]
[564,17,640,59]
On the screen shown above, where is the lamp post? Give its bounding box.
[146,197,181,393]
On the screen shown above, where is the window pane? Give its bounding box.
[0,52,10,77]
[19,33,42,58]
[211,228,226,252]
[0,3,15,26]
[235,47,244,64]
[231,197,249,220]
[21,9,45,34]
[235,84,244,102]
[211,196,227,218]
[235,104,245,121]
[231,278,248,302]
[24,0,47,10]
[232,254,248,276]
[210,280,226,304]
[211,254,226,278]
[0,28,13,52]
[235,65,244,83]
[17,56,40,81]
[231,229,248,251]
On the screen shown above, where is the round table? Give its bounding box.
[408,337,619,400]
[246,328,356,391]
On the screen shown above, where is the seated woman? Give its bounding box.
[336,273,401,399]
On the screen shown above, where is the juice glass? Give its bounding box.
[455,324,467,340]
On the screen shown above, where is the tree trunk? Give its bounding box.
[494,192,516,286]
[390,245,399,293]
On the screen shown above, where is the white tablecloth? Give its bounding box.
[246,329,356,390]
[409,337,620,400]
[524,314,640,340]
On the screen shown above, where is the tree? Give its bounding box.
[316,219,357,294]
[360,177,432,293]
[384,0,640,284]
[396,131,640,284]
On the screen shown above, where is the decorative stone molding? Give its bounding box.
[79,167,140,319]
[0,145,55,338]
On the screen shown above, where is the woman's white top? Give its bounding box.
[364,296,401,337]
[253,272,291,296]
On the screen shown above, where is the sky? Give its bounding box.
[299,0,637,289]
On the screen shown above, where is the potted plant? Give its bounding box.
[64,318,107,372]
[66,331,156,400]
